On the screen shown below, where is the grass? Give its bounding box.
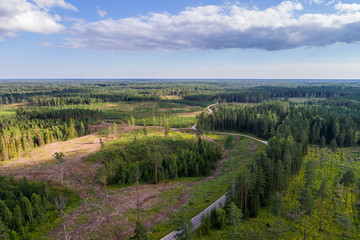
[0,104,17,118]
[100,100,203,120]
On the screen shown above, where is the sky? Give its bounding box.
[1,0,360,79]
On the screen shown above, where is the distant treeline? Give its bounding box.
[1,80,360,106]
[184,86,357,103]
[87,136,222,185]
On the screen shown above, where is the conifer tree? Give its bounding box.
[13,205,23,230]
[79,122,85,137]
[299,188,314,240]
[318,180,328,233]
[22,197,33,224]
[131,221,148,240]
[228,202,242,240]
[272,192,283,240]
[305,160,315,189]
[175,214,194,240]
[340,170,354,209]
[68,118,77,139]
[329,139,337,175]
[54,195,68,240]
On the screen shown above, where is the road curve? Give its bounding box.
[191,102,218,130]
[162,103,268,240]
[210,131,268,145]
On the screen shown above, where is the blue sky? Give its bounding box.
[1,0,360,79]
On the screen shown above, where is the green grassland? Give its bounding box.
[195,147,360,240]
[0,104,18,118]
[20,100,202,128]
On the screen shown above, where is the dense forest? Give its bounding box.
[197,100,360,148]
[87,136,222,185]
[0,175,79,240]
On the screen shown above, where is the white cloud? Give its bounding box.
[97,6,107,18]
[59,1,360,51]
[39,41,52,47]
[0,0,65,41]
[327,0,338,6]
[33,0,78,11]
[307,0,324,4]
[335,2,360,12]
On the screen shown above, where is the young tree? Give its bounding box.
[329,139,337,175]
[272,192,283,240]
[228,202,242,240]
[31,193,44,221]
[305,160,315,189]
[175,214,194,240]
[199,213,211,236]
[131,116,136,135]
[318,180,328,233]
[54,195,68,240]
[54,152,65,186]
[103,175,110,223]
[319,149,326,171]
[112,122,118,139]
[153,153,162,184]
[135,164,141,221]
[22,197,33,224]
[164,118,170,136]
[142,119,147,136]
[131,221,149,240]
[340,170,355,209]
[13,205,23,230]
[216,208,226,230]
[299,188,314,240]
[68,118,77,139]
[79,121,86,137]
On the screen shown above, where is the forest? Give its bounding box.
[87,136,222,185]
[0,108,99,162]
[0,79,359,240]
[0,175,79,240]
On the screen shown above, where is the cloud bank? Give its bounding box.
[64,1,360,51]
[0,0,74,41]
